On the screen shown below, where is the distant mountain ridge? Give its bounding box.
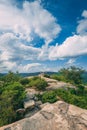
[0,71,87,83]
[20,72,58,77]
[0,72,58,77]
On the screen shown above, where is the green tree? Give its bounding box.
[2,71,21,85]
[0,82,26,126]
[59,66,84,85]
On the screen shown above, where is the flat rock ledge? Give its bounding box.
[0,101,87,130]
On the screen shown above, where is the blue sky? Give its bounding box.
[0,0,87,73]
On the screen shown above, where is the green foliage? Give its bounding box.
[51,66,85,85]
[59,66,84,85]
[0,99,16,126]
[44,74,50,78]
[51,74,66,81]
[82,72,87,85]
[42,91,57,103]
[0,69,87,126]
[35,79,48,90]
[28,77,48,90]
[4,82,26,109]
[55,88,87,109]
[76,84,85,96]
[20,78,29,85]
[0,72,26,126]
[37,86,87,109]
[1,71,21,85]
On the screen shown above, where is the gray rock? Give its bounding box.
[34,96,38,101]
[16,109,25,113]
[1,101,87,130]
[4,128,11,130]
[24,100,35,110]
[35,101,42,107]
[25,93,35,100]
[24,107,39,118]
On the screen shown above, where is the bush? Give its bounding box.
[36,79,48,90]
[38,87,87,109]
[1,71,21,84]
[59,66,84,85]
[51,74,66,82]
[76,84,85,95]
[0,82,26,126]
[55,88,87,109]
[42,91,57,103]
[28,77,48,90]
[20,78,29,85]
[44,74,50,78]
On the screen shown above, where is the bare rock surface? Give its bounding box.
[40,75,76,90]
[1,101,87,130]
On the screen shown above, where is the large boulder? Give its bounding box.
[1,101,87,130]
[24,100,35,110]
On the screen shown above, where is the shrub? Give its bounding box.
[55,88,87,109]
[28,77,48,90]
[0,82,26,126]
[42,91,57,103]
[36,79,48,90]
[44,74,50,78]
[59,66,84,85]
[51,74,66,81]
[20,78,29,85]
[1,71,21,84]
[76,84,85,95]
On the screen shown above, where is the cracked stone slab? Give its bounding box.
[40,111,54,120]
[0,101,87,130]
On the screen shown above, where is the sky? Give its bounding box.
[0,0,87,73]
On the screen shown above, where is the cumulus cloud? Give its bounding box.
[18,63,41,73]
[0,33,41,61]
[0,0,62,72]
[0,1,87,72]
[49,10,87,60]
[0,61,17,73]
[77,10,87,35]
[0,33,41,72]
[49,35,87,59]
[0,0,61,43]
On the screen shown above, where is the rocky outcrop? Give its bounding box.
[23,88,41,117]
[1,101,87,130]
[40,76,76,90]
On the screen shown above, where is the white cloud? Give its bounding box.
[0,32,41,72]
[66,59,76,65]
[0,59,17,73]
[18,63,41,73]
[77,10,87,35]
[49,10,87,60]
[0,33,41,62]
[18,62,61,73]
[49,35,87,59]
[0,2,87,72]
[82,10,87,18]
[0,0,61,43]
[0,0,62,72]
